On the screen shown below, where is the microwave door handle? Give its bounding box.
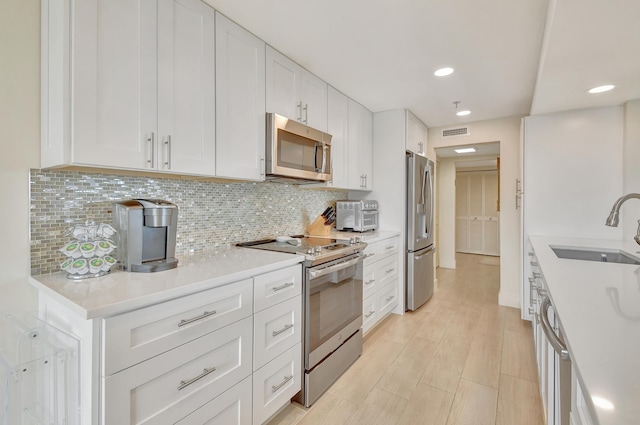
[321,144,327,173]
[314,142,320,172]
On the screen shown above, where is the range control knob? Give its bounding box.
[349,236,361,245]
[314,246,322,254]
[306,247,315,255]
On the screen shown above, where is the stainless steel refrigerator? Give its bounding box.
[406,152,435,311]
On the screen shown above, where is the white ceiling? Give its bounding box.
[204,0,640,128]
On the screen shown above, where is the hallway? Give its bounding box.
[267,253,543,425]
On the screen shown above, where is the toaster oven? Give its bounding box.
[336,200,379,232]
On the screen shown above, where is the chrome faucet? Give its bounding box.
[606,193,640,245]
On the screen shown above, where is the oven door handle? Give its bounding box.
[308,254,364,279]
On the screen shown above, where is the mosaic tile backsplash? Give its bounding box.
[30,169,346,275]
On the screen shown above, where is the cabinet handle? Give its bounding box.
[385,245,395,250]
[539,297,570,361]
[366,252,375,258]
[385,268,394,274]
[530,261,538,266]
[385,295,394,302]
[178,367,216,391]
[147,132,155,168]
[297,101,303,121]
[271,375,294,393]
[260,156,265,176]
[528,252,534,257]
[178,310,217,327]
[364,310,375,318]
[365,279,375,285]
[303,103,308,124]
[364,174,368,189]
[164,135,172,170]
[272,323,294,337]
[272,282,294,292]
[532,272,541,279]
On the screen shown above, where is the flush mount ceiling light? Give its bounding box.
[588,84,615,94]
[453,100,471,116]
[434,67,454,77]
[454,147,476,154]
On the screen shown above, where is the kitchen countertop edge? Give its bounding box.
[29,248,305,320]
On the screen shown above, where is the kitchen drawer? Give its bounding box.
[103,317,252,425]
[252,343,301,425]
[362,293,377,334]
[254,264,302,312]
[374,254,399,288]
[103,278,253,376]
[377,279,399,318]
[254,295,301,370]
[363,236,399,266]
[176,376,252,425]
[363,267,377,299]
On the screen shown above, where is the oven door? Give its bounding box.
[360,210,378,231]
[305,254,364,370]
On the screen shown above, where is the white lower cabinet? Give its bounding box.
[104,317,253,424]
[176,376,252,425]
[37,263,303,425]
[362,235,400,334]
[252,343,301,425]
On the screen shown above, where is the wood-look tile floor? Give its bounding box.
[267,253,544,425]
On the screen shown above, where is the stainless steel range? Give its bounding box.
[237,235,366,407]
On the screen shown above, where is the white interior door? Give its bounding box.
[456,170,500,256]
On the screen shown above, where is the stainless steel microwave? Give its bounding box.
[266,113,332,183]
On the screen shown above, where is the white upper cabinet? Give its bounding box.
[266,47,328,131]
[45,0,216,175]
[327,86,349,189]
[406,110,428,156]
[348,99,373,190]
[215,12,266,181]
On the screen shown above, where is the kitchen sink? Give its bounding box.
[551,246,640,265]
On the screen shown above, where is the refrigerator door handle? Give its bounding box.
[414,246,436,259]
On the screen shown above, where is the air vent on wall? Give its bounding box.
[442,126,470,138]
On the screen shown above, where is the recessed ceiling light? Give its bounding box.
[588,85,615,94]
[456,110,471,116]
[454,147,476,154]
[434,67,454,77]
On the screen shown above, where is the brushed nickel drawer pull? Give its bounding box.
[386,296,394,302]
[272,282,294,292]
[385,268,394,274]
[365,279,375,285]
[385,245,395,250]
[178,310,217,327]
[178,367,216,391]
[364,310,375,318]
[272,323,294,337]
[271,375,293,393]
[530,261,538,266]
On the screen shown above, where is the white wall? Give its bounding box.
[428,116,522,308]
[0,0,39,313]
[523,106,624,240]
[622,100,640,241]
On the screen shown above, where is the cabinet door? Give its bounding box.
[299,70,327,131]
[215,12,266,181]
[266,47,300,121]
[406,110,427,156]
[327,86,349,189]
[157,0,216,175]
[348,99,373,190]
[73,0,156,169]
